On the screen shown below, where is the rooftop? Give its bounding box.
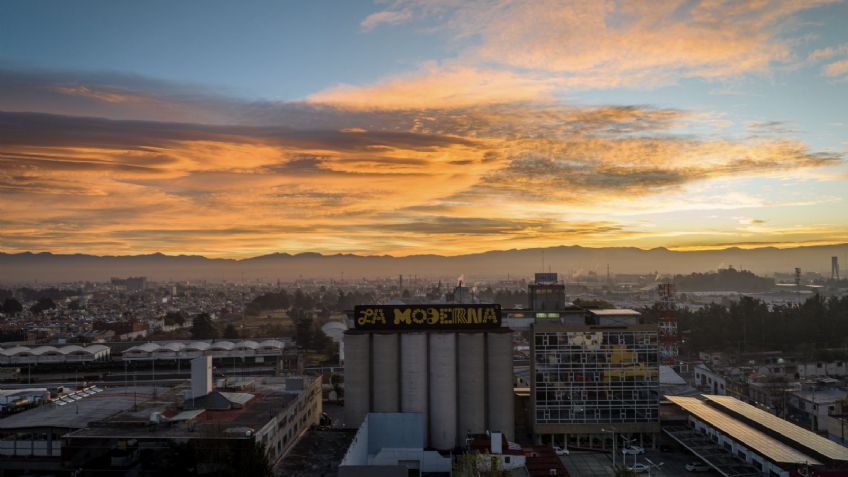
[704,394,848,463]
[0,386,154,431]
[668,395,821,466]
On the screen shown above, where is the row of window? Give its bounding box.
[536,407,658,424]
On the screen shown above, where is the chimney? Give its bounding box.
[191,354,212,399]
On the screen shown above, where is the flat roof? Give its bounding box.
[704,394,848,463]
[667,396,821,466]
[0,386,152,431]
[587,309,641,316]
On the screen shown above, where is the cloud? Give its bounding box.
[824,59,848,78]
[308,63,559,109]
[0,68,844,257]
[807,43,848,62]
[361,9,413,31]
[358,0,840,91]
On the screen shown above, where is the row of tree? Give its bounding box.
[642,294,848,356]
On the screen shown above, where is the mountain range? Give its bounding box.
[1,244,846,283]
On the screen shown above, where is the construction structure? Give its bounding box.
[343,304,514,450]
[656,283,679,367]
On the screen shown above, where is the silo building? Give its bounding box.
[343,304,514,450]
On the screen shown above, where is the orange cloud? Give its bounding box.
[359,0,840,91]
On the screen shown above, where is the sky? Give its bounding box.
[0,0,847,258]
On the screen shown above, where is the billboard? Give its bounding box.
[534,272,558,284]
[353,304,501,330]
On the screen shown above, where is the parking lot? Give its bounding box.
[562,450,722,477]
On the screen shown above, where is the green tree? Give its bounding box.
[164,311,186,326]
[222,323,240,339]
[30,297,56,314]
[191,313,219,339]
[2,298,23,315]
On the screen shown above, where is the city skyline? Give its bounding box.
[2,0,848,258]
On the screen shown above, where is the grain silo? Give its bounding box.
[487,330,515,439]
[371,333,399,412]
[428,332,457,449]
[344,304,513,449]
[400,332,428,438]
[343,332,370,428]
[457,332,486,438]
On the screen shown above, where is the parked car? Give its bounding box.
[553,446,570,456]
[628,463,650,473]
[685,462,711,472]
[622,445,646,455]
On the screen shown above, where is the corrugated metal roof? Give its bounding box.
[667,396,821,466]
[704,394,848,463]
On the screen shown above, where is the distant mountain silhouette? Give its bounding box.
[0,244,846,283]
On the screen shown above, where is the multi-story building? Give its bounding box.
[527,272,660,450]
[531,321,660,449]
[528,273,565,312]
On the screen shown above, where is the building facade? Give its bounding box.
[531,322,660,449]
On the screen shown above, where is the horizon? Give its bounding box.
[3,241,848,260]
[1,1,847,258]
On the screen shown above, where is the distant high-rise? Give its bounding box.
[528,272,565,312]
[833,256,840,281]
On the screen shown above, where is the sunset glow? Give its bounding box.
[1,0,846,257]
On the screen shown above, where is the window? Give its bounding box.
[505,457,511,464]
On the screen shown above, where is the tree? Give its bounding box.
[164,311,186,326]
[294,315,314,349]
[191,313,219,339]
[30,298,56,314]
[2,298,23,315]
[223,323,240,339]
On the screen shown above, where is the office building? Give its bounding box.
[527,272,660,449]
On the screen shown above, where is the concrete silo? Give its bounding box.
[371,333,399,412]
[457,332,486,439]
[400,332,428,418]
[343,332,370,428]
[487,331,515,440]
[428,332,458,449]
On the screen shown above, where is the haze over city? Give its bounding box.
[1,0,847,259]
[4,3,848,477]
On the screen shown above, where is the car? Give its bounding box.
[553,446,569,456]
[621,445,646,455]
[628,463,650,474]
[685,462,711,472]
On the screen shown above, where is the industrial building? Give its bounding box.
[0,356,321,474]
[344,304,514,450]
[527,273,661,449]
[339,412,452,476]
[0,344,111,365]
[666,394,848,477]
[121,338,287,362]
